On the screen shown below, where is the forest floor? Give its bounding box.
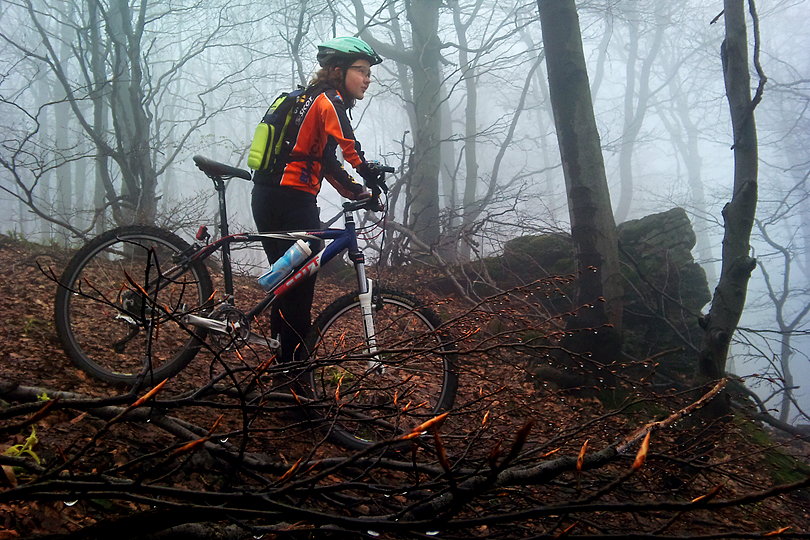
[0,233,809,539]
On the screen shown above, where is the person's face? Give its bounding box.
[343,59,372,100]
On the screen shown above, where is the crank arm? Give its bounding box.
[246,333,280,348]
[182,314,279,348]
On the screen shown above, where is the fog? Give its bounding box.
[1,0,808,422]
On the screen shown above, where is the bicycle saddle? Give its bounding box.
[193,155,252,181]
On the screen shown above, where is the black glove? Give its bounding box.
[352,187,372,201]
[356,162,383,187]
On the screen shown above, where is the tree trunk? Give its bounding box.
[615,6,640,224]
[88,0,115,230]
[107,0,157,225]
[452,1,479,262]
[33,71,53,243]
[54,30,73,247]
[439,82,456,212]
[537,0,623,356]
[696,0,761,415]
[614,3,667,223]
[405,0,443,248]
[778,336,793,423]
[678,99,717,285]
[521,30,560,214]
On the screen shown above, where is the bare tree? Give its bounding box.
[655,37,719,285]
[747,67,810,423]
[613,1,668,223]
[442,2,544,263]
[349,0,444,248]
[696,0,766,413]
[755,206,810,422]
[537,0,623,351]
[0,0,271,236]
[748,36,810,424]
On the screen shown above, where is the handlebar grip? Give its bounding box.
[366,161,396,174]
[363,161,393,196]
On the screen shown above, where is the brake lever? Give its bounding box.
[364,183,385,212]
[366,161,394,195]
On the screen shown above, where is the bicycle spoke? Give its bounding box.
[305,290,457,449]
[55,227,212,385]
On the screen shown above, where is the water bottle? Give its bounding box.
[257,239,312,291]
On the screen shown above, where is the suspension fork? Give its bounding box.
[343,206,382,371]
[354,258,382,370]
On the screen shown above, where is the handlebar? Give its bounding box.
[192,153,393,229]
[322,197,379,227]
[361,162,395,212]
[337,163,395,217]
[342,199,374,212]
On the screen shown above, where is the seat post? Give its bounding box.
[212,176,235,299]
[212,176,229,238]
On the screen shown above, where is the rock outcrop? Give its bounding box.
[485,207,711,377]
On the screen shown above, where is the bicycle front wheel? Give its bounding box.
[54,226,213,385]
[303,288,457,450]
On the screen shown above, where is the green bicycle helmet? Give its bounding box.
[317,36,383,67]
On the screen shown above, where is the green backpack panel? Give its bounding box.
[248,87,312,172]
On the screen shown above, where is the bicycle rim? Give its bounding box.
[55,227,212,385]
[305,290,457,449]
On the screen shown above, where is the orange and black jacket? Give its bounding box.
[253,84,367,199]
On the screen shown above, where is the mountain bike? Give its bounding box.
[54,155,458,449]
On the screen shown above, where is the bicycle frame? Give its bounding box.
[182,157,380,359]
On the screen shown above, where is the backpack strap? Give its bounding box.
[274,84,329,171]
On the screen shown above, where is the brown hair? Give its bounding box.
[309,66,356,109]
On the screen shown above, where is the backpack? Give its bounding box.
[247,86,320,172]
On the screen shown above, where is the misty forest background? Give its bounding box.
[1,0,809,427]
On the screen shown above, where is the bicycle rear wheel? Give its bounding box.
[54,226,213,385]
[303,288,457,451]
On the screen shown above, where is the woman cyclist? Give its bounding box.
[251,36,385,365]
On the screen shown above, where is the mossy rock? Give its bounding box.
[617,208,710,374]
[618,207,710,312]
[482,208,711,378]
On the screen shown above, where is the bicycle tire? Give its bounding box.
[54,225,213,385]
[303,288,458,450]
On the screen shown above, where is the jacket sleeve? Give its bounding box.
[322,139,366,199]
[319,90,366,169]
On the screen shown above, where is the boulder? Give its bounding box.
[484,207,711,377]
